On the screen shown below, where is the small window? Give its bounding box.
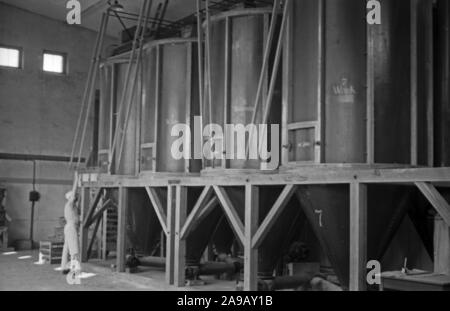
[43,51,66,74]
[0,46,22,68]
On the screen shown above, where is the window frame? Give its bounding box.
[42,50,68,75]
[0,44,23,70]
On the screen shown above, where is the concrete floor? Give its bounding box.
[0,250,237,291]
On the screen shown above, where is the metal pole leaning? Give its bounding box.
[76,12,110,170]
[196,0,205,169]
[150,2,163,36]
[205,0,214,167]
[116,0,153,169]
[246,0,280,159]
[69,13,107,168]
[155,0,169,37]
[259,0,291,155]
[108,0,149,173]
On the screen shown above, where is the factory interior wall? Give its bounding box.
[0,3,115,245]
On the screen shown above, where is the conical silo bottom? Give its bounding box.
[127,188,162,255]
[185,188,237,266]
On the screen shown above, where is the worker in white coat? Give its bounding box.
[61,190,81,275]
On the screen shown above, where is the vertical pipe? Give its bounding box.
[77,12,110,169]
[92,90,100,167]
[196,0,205,169]
[223,16,230,169]
[280,4,292,166]
[109,64,116,148]
[247,0,281,158]
[70,13,107,167]
[366,1,375,164]
[411,0,418,166]
[29,162,36,247]
[109,0,149,172]
[185,43,193,173]
[109,64,116,173]
[155,0,169,38]
[260,0,291,152]
[317,0,325,163]
[135,60,143,174]
[425,0,434,167]
[116,0,153,172]
[153,45,160,172]
[205,0,214,167]
[262,14,269,127]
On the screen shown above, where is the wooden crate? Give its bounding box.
[39,241,64,264]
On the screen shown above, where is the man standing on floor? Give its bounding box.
[61,190,81,277]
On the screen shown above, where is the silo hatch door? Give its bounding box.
[287,125,319,163]
[284,120,322,164]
